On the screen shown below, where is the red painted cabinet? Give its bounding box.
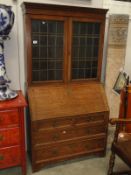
[0,91,27,175]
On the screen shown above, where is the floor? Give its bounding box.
[0,126,129,175]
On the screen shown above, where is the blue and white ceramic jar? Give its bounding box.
[0,4,18,100]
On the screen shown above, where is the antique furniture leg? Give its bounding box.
[108,118,131,175]
[108,122,120,175]
[108,151,116,175]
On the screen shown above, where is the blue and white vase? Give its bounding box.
[0,4,18,100]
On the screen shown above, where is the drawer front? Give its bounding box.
[32,112,106,131]
[35,137,105,162]
[76,113,106,125]
[0,146,21,169]
[0,110,19,128]
[0,127,20,148]
[32,117,74,131]
[33,123,106,145]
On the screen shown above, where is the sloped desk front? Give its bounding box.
[27,83,109,172]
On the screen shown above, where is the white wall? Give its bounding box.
[103,0,131,77]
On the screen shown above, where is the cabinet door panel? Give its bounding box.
[72,21,101,80]
[31,19,65,82]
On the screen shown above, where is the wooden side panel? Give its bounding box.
[19,108,27,175]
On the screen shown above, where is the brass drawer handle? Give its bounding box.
[0,135,4,141]
[0,154,4,160]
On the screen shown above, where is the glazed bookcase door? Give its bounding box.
[23,4,107,85]
[71,20,101,81]
[27,15,68,84]
[29,18,104,84]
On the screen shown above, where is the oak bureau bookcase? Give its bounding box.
[22,2,109,172]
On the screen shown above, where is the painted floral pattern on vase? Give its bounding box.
[0,4,18,100]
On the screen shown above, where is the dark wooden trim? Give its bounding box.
[21,2,108,16]
[67,18,72,83]
[24,15,32,86]
[97,20,106,81]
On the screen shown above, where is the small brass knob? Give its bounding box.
[62,130,67,134]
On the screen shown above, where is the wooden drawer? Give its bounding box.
[35,137,105,162]
[32,117,74,131]
[0,146,21,169]
[76,113,106,125]
[33,123,106,146]
[0,127,20,148]
[0,109,19,128]
[32,112,106,131]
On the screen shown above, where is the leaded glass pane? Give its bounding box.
[32,19,64,81]
[72,21,100,79]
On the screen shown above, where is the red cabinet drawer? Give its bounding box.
[0,146,21,169]
[0,110,19,128]
[0,127,20,148]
